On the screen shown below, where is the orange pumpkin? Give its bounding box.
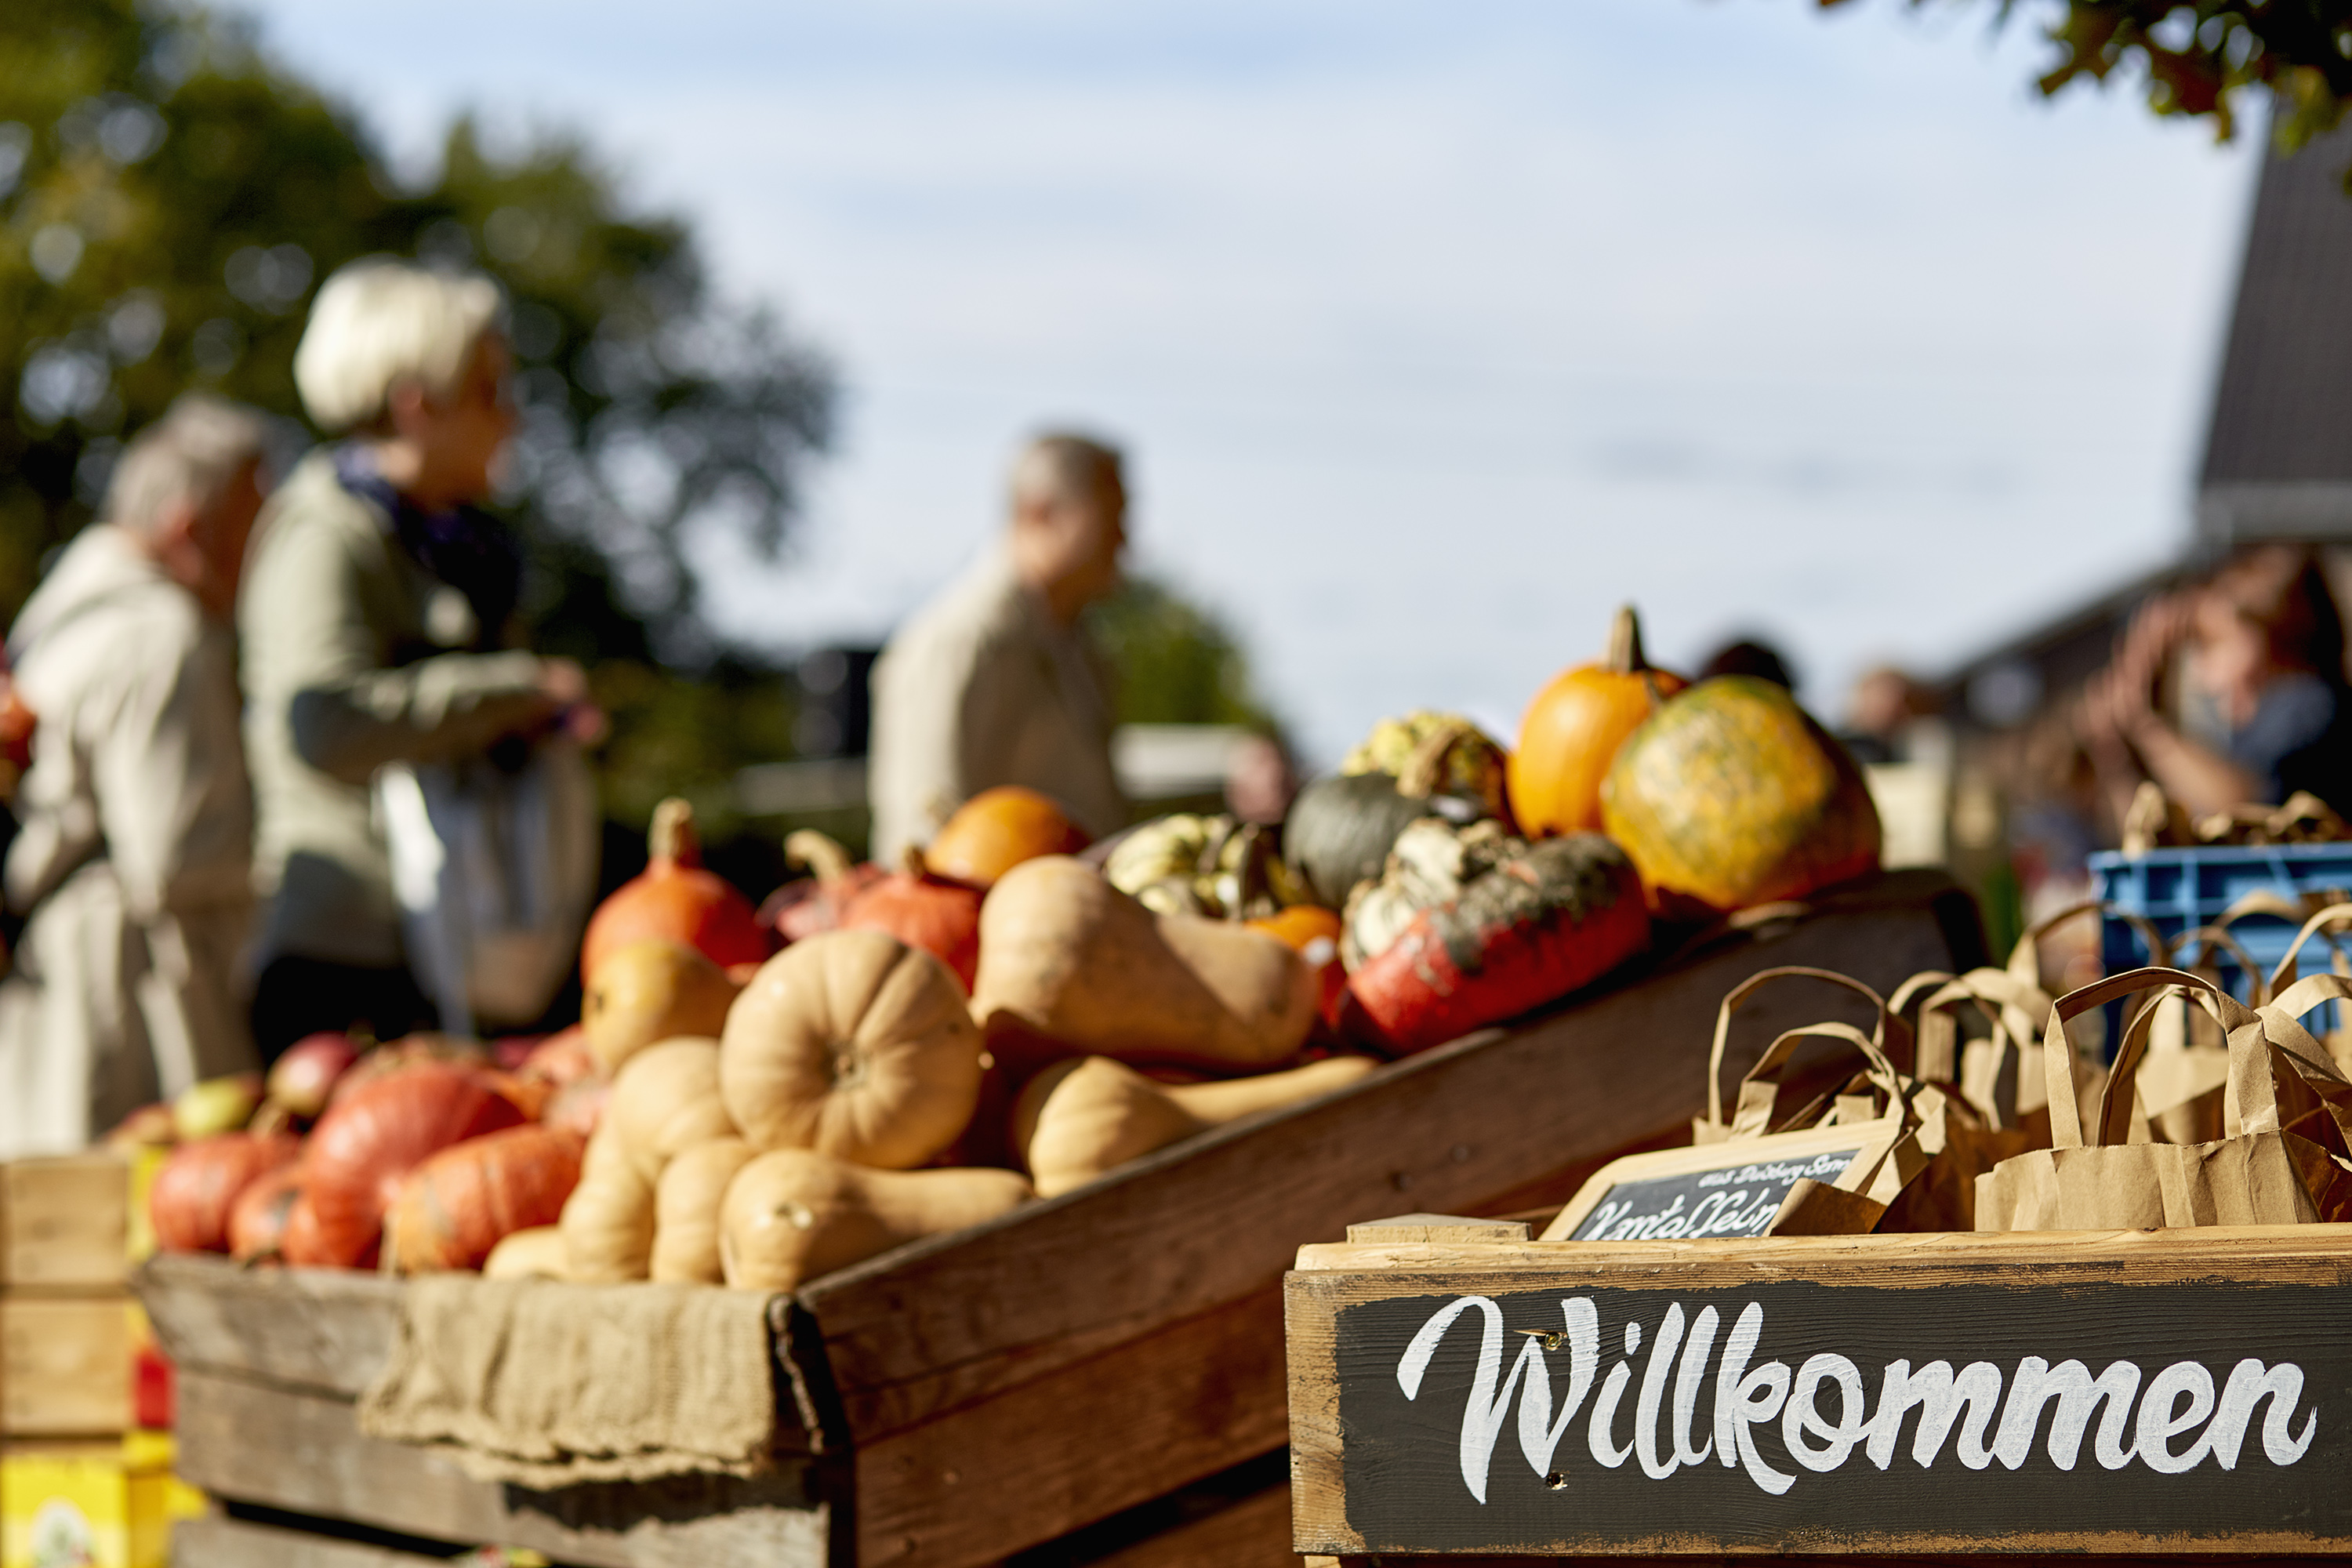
[920,786,1090,890]
[1245,906,1345,1029]
[384,1124,586,1273]
[579,798,768,980]
[1599,675,1882,914]
[1509,605,1689,837]
[779,831,982,991]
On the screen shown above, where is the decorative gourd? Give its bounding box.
[1015,1055,1378,1197]
[149,1132,302,1254]
[1509,605,1689,837]
[1106,814,1302,920]
[384,1125,585,1274]
[580,798,768,980]
[483,1225,570,1281]
[718,1150,1032,1290]
[606,1037,737,1184]
[287,1062,524,1269]
[1600,676,1882,913]
[559,1128,656,1282]
[650,1137,758,1283]
[227,1163,307,1261]
[774,830,982,988]
[920,786,1091,890]
[1341,713,1512,822]
[581,938,742,1077]
[720,930,985,1169]
[1245,905,1346,1029]
[1283,773,1484,911]
[971,857,1316,1069]
[1342,829,1650,1055]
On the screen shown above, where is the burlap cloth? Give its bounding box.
[356,1276,779,1486]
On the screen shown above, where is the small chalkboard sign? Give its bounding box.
[1541,1120,1899,1243]
[1286,1228,2352,1559]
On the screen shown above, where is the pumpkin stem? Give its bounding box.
[786,829,855,889]
[650,797,701,868]
[1606,604,1647,676]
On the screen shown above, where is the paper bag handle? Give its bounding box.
[1727,1020,1915,1141]
[1705,967,1897,1131]
[2011,900,2174,992]
[2263,902,2352,998]
[2240,971,2352,1145]
[2043,967,2253,1149]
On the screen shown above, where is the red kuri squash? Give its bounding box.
[579,798,768,980]
[286,1061,526,1269]
[150,1132,302,1254]
[384,1125,586,1272]
[1509,605,1688,837]
[920,786,1090,890]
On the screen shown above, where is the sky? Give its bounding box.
[238,0,2259,762]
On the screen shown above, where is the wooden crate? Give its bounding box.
[1287,1222,2352,1561]
[2,1297,131,1436]
[2,1156,131,1292]
[140,873,1974,1568]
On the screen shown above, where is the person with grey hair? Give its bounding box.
[0,395,270,1156]
[241,257,593,1056]
[867,431,1130,862]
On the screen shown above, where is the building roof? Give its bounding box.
[2199,120,2352,543]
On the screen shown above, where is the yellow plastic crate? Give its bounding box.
[1,1431,203,1568]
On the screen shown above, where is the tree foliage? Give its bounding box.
[0,0,833,657]
[1087,576,1275,732]
[1842,1,2352,153]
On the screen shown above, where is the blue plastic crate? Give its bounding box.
[2089,844,2352,1014]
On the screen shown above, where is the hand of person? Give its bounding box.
[2111,591,2193,696]
[536,657,590,708]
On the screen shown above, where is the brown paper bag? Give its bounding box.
[1976,966,2352,1231]
[1891,902,2164,1145]
[1693,966,1909,1145]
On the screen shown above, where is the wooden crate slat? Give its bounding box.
[171,1515,451,1567]
[855,1288,1290,1568]
[2,1154,130,1290]
[799,897,1960,1444]
[139,1255,404,1397]
[1080,1482,1293,1568]
[2,1295,130,1434]
[172,1370,831,1568]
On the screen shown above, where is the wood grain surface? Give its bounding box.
[171,1515,450,1568]
[172,1370,831,1568]
[136,1254,404,1397]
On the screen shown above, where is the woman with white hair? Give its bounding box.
[241,258,590,1056]
[0,396,270,1155]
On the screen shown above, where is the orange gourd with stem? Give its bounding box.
[580,798,768,981]
[1509,605,1688,838]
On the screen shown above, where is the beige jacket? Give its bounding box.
[0,527,255,1156]
[868,546,1125,863]
[241,453,549,970]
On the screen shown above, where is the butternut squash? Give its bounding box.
[1014,1055,1379,1197]
[718,1150,1031,1291]
[583,938,742,1076]
[720,930,984,1169]
[650,1137,758,1284]
[483,1225,569,1281]
[605,1036,735,1184]
[558,1127,655,1281]
[970,857,1316,1069]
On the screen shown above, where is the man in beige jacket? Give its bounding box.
[868,434,1131,863]
[0,397,268,1156]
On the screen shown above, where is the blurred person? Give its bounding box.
[1838,666,1932,765]
[243,258,592,1058]
[868,433,1129,863]
[2078,547,2352,820]
[1225,730,1298,827]
[0,397,269,1156]
[1698,637,1797,691]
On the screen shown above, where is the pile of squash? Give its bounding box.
[141,615,1885,1291]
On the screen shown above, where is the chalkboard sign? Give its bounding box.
[1287,1229,2352,1557]
[1541,1121,1895,1243]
